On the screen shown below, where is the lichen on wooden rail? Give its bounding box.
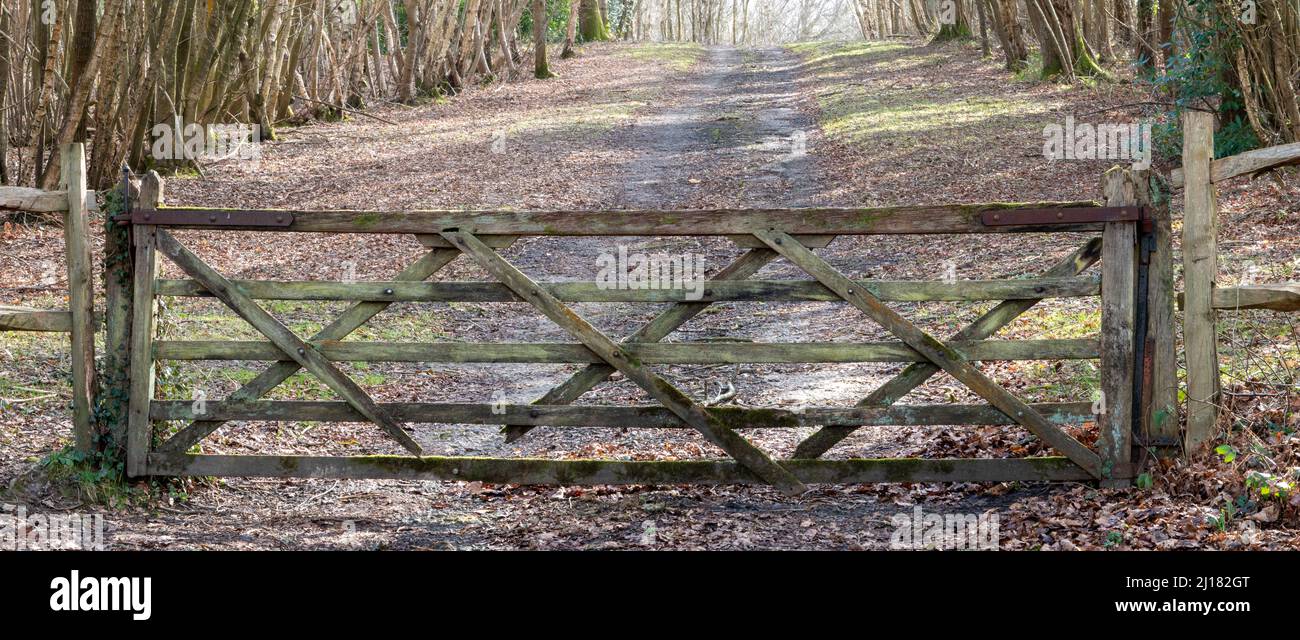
[146,453,1096,484]
[136,201,1105,234]
[0,186,97,213]
[1205,284,1300,312]
[1169,141,1300,187]
[0,306,74,332]
[147,400,1096,427]
[154,276,1101,303]
[150,338,1102,363]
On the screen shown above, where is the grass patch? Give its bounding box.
[1012,52,1045,83]
[786,40,1049,150]
[36,447,133,508]
[626,42,704,72]
[1011,306,1102,338]
[505,100,647,137]
[786,40,908,71]
[820,89,1031,143]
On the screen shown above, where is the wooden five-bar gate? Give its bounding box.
[112,168,1171,495]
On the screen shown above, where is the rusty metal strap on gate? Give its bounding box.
[981,206,1149,231]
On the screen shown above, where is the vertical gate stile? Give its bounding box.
[125,228,159,477]
[1144,189,1179,455]
[125,172,163,477]
[1098,167,1139,485]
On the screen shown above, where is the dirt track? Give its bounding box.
[0,42,1119,550]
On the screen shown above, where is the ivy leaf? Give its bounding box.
[1215,444,1237,463]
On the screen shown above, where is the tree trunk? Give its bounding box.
[934,0,974,41]
[1135,0,1155,71]
[68,0,97,139]
[579,0,609,41]
[1158,0,1175,63]
[985,0,1028,71]
[976,0,990,55]
[533,0,553,78]
[1028,0,1108,81]
[561,0,579,56]
[1094,0,1114,63]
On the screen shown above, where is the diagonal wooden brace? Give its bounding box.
[753,229,1103,478]
[502,247,780,443]
[158,246,474,454]
[442,230,807,496]
[153,230,424,455]
[792,237,1104,459]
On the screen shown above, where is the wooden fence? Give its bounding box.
[103,168,1168,494]
[0,144,99,453]
[1173,111,1300,450]
[3,124,1292,492]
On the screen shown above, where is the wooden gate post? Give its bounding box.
[1100,166,1179,462]
[60,143,96,454]
[1145,177,1179,455]
[1099,167,1138,484]
[124,172,163,476]
[1181,110,1221,452]
[102,172,136,457]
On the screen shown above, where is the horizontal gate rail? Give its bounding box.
[151,338,1101,363]
[153,276,1101,302]
[122,200,1108,234]
[146,454,1100,484]
[148,401,1096,427]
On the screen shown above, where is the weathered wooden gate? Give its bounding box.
[114,170,1161,495]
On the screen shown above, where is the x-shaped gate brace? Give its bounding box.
[496,228,1104,483]
[155,234,517,456]
[145,224,1113,495]
[500,236,1108,464]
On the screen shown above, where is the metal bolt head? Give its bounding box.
[384,288,394,296]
